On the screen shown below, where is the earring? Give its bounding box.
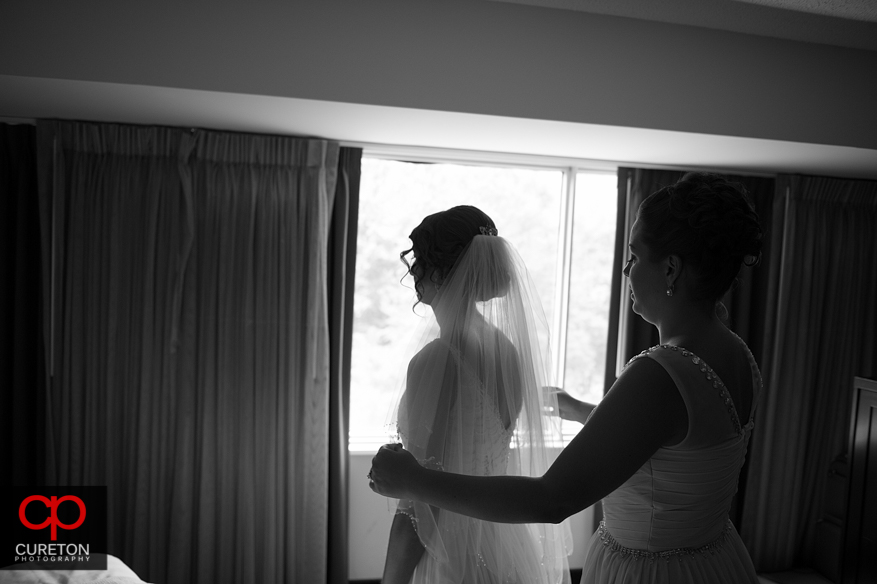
[666,284,674,297]
[434,281,441,291]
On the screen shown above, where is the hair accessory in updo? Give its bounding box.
[479,226,498,236]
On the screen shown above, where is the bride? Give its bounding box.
[375,205,571,584]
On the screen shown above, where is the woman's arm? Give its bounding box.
[379,342,451,582]
[546,387,598,425]
[381,513,425,584]
[371,357,688,524]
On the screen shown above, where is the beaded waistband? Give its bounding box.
[598,519,733,562]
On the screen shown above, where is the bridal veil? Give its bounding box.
[391,232,572,584]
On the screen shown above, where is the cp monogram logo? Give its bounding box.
[19,495,87,541]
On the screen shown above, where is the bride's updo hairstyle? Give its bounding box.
[636,172,763,303]
[401,205,508,304]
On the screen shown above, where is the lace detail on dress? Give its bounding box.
[626,345,742,435]
[472,384,515,476]
[419,456,445,471]
[598,519,734,562]
[397,456,446,532]
[397,507,420,531]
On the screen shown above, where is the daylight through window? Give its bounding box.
[349,156,617,451]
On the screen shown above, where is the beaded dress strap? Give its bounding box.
[626,345,742,436]
[597,519,734,563]
[731,330,762,428]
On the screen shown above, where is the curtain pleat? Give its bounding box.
[1,122,46,488]
[35,120,345,584]
[740,175,877,572]
[608,169,679,369]
[327,147,361,584]
[720,174,775,527]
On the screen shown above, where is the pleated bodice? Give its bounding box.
[602,429,750,551]
[601,340,761,553]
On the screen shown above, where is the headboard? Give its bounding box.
[841,376,877,584]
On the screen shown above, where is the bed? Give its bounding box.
[0,554,151,584]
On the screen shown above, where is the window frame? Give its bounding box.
[347,143,618,451]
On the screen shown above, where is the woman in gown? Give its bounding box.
[370,173,764,584]
[378,206,571,584]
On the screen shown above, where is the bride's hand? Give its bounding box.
[369,443,421,499]
[544,386,596,424]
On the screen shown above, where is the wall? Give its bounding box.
[1,0,876,151]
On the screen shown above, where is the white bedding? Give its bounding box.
[0,554,151,584]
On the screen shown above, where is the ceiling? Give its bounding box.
[3,1,876,179]
[490,0,877,50]
[734,0,877,21]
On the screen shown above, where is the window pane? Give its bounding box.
[349,158,562,450]
[564,173,618,415]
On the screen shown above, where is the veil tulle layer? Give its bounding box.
[391,235,571,584]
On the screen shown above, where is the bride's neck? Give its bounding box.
[434,301,479,335]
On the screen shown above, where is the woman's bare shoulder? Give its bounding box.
[407,340,449,371]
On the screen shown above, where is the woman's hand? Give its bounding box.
[369,443,422,499]
[544,386,597,425]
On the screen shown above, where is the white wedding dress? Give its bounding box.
[581,337,762,584]
[397,340,564,584]
[391,235,570,584]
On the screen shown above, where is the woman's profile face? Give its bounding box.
[410,256,440,306]
[624,220,666,323]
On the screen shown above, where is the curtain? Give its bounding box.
[35,120,353,584]
[739,174,877,572]
[327,147,361,584]
[603,168,776,530]
[605,169,681,373]
[1,122,46,487]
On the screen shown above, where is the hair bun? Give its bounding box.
[638,172,764,302]
[401,205,500,307]
[468,236,512,302]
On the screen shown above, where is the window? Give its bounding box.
[563,173,618,427]
[349,154,617,451]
